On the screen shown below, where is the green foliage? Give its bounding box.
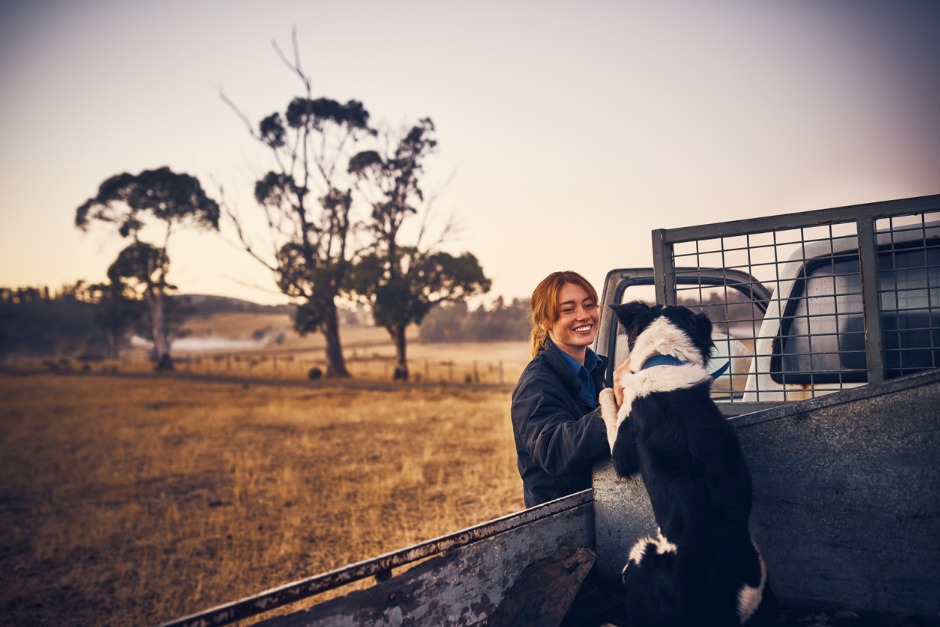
[86,281,146,358]
[415,300,469,343]
[349,118,435,237]
[254,171,299,207]
[292,295,332,336]
[284,97,372,132]
[349,249,490,331]
[75,166,220,236]
[108,242,171,296]
[0,286,243,360]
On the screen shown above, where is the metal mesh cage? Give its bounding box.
[598,195,940,413]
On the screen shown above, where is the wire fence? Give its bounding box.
[16,342,530,388]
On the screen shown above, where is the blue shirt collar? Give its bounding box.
[555,346,602,407]
[557,347,601,374]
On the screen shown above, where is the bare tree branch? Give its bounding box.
[219,89,258,140]
[272,27,311,93]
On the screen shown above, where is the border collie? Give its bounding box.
[598,301,775,627]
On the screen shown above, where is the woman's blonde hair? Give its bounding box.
[529,271,599,357]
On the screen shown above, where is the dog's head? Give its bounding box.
[610,301,715,371]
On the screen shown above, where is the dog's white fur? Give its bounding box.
[738,548,768,623]
[599,316,711,453]
[621,529,768,626]
[625,528,678,568]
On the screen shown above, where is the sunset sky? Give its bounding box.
[1,0,938,305]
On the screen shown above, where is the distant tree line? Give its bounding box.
[0,285,103,359]
[1,284,191,360]
[419,298,530,343]
[417,292,764,345]
[0,285,266,360]
[0,285,532,361]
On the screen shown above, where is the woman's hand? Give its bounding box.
[613,356,632,408]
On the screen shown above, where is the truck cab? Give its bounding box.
[743,219,940,401]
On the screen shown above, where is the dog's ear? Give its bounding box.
[692,311,712,342]
[691,311,715,361]
[610,301,649,331]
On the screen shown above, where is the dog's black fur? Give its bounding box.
[601,302,776,627]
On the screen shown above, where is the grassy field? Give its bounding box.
[0,347,528,625]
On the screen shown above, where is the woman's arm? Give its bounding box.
[511,377,608,476]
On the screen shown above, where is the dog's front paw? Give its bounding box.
[598,388,619,454]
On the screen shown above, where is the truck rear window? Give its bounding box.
[772,243,940,384]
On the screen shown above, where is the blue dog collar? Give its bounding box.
[640,354,730,380]
[640,354,686,369]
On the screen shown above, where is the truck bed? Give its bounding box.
[164,369,940,626]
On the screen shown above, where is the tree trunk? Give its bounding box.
[391,323,409,381]
[151,290,174,371]
[108,332,120,360]
[322,302,350,378]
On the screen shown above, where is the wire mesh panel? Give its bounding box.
[874,214,940,378]
[598,195,940,413]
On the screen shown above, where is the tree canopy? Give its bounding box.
[223,37,378,378]
[347,119,490,379]
[75,166,219,369]
[76,166,220,237]
[222,33,491,379]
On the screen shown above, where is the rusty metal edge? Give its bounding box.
[160,490,594,627]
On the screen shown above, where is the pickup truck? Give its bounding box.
[165,194,940,626]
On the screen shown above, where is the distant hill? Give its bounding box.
[182,294,296,317]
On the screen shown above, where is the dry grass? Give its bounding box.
[0,372,525,626]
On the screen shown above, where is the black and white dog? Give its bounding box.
[598,301,775,627]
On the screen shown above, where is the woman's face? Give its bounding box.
[548,282,599,362]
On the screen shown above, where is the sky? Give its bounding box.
[1,0,939,306]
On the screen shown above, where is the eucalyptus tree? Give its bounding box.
[222,35,374,378]
[75,166,220,369]
[348,118,491,380]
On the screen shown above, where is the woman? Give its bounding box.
[511,270,612,507]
